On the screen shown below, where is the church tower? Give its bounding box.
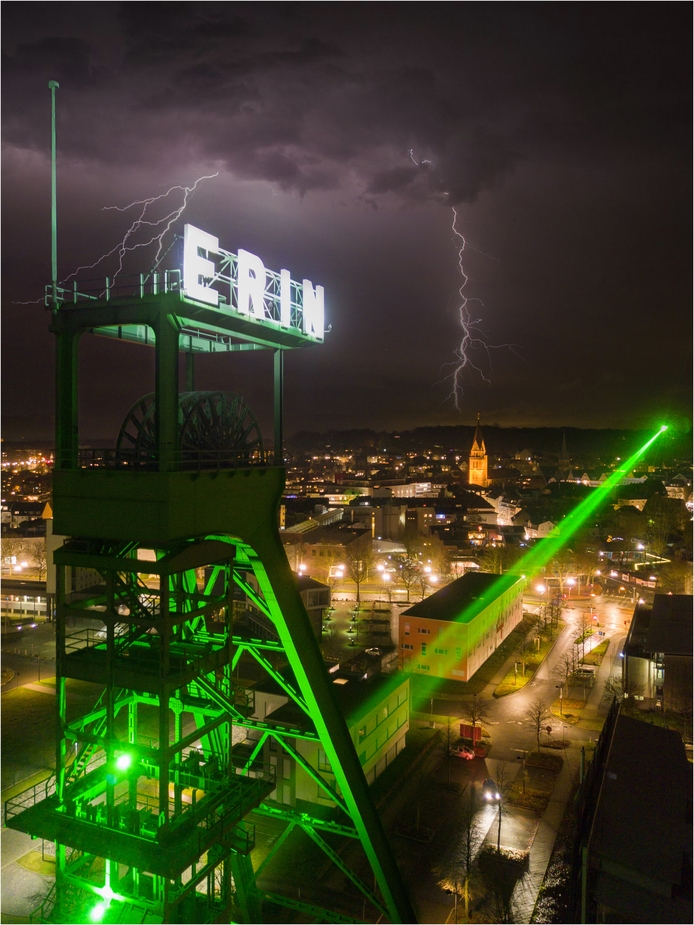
[468,413,489,487]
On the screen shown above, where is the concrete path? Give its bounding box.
[510,745,579,923]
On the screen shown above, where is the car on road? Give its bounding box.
[451,744,475,760]
[482,778,501,801]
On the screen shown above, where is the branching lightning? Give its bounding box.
[61,172,219,284]
[447,207,520,408]
[409,148,517,409]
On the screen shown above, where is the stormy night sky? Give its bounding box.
[2,3,691,445]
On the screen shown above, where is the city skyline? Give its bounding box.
[2,4,691,442]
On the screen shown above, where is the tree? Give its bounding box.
[575,609,592,663]
[514,632,532,677]
[644,496,688,556]
[322,622,341,658]
[398,560,420,602]
[525,698,548,753]
[658,557,693,595]
[494,764,513,853]
[440,716,458,787]
[436,783,480,922]
[460,694,489,742]
[32,538,48,581]
[546,549,576,596]
[2,536,26,569]
[345,543,373,604]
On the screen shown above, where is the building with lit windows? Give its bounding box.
[468,414,489,487]
[399,571,524,680]
[251,672,409,811]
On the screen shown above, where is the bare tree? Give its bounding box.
[440,715,458,787]
[2,536,26,569]
[398,561,420,602]
[345,543,373,604]
[514,632,532,677]
[494,764,513,853]
[322,622,341,658]
[436,783,480,922]
[32,538,48,581]
[525,698,548,753]
[460,695,489,744]
[575,609,592,663]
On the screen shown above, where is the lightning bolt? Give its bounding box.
[448,206,492,407]
[409,149,517,409]
[61,172,219,285]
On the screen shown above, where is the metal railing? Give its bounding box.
[45,271,182,307]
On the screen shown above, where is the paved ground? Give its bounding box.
[1,595,621,923]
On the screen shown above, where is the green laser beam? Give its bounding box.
[348,425,669,716]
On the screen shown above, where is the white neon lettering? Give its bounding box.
[280,269,292,327]
[302,280,324,340]
[237,249,267,318]
[183,224,219,306]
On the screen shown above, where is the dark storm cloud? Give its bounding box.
[3,4,687,206]
[1,3,691,439]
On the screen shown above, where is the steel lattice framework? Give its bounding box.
[6,279,415,924]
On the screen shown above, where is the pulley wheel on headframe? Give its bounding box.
[115,391,263,466]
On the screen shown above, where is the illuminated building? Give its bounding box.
[467,414,489,487]
[399,572,523,680]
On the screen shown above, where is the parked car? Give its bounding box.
[451,744,475,760]
[482,778,501,801]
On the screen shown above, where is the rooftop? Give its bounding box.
[403,571,522,624]
[646,594,693,656]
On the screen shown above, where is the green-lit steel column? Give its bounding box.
[53,329,79,469]
[274,348,284,464]
[155,314,181,471]
[242,529,417,924]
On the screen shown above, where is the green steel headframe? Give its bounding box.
[8,106,415,920]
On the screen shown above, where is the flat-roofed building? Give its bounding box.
[251,672,409,811]
[399,571,524,681]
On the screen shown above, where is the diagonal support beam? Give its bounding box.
[301,823,388,919]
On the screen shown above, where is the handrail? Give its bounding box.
[44,270,182,307]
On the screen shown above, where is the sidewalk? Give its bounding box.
[510,745,579,923]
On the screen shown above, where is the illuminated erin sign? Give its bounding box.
[183,224,324,342]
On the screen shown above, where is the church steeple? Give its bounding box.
[468,413,489,487]
[472,413,486,453]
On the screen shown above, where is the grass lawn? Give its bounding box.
[574,628,595,645]
[581,639,610,665]
[507,786,551,813]
[410,614,542,703]
[526,750,563,771]
[493,621,565,698]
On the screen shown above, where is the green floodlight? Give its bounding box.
[89,902,108,922]
[115,753,132,771]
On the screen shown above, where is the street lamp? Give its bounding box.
[566,577,576,599]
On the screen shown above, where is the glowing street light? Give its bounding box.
[535,584,546,595]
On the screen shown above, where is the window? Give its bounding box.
[402,643,414,650]
[455,647,462,659]
[358,728,366,741]
[404,623,410,635]
[418,627,431,635]
[317,749,332,772]
[417,664,430,672]
[434,647,448,655]
[421,643,427,655]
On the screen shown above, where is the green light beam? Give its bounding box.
[354,425,669,716]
